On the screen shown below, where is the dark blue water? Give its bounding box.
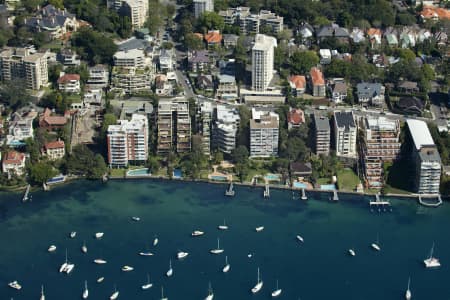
[0,179,448,299]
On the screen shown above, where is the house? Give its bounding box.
[350,27,365,44]
[400,28,417,48]
[39,108,69,131]
[356,83,385,106]
[57,73,81,93]
[188,50,210,72]
[2,150,26,176]
[316,24,349,44]
[367,28,382,48]
[6,110,37,146]
[331,81,348,103]
[223,34,239,48]
[43,140,65,160]
[216,74,238,100]
[297,22,314,46]
[396,97,424,115]
[159,48,173,72]
[83,89,102,105]
[196,74,214,92]
[309,67,326,97]
[384,27,398,47]
[419,6,450,21]
[290,162,312,178]
[57,48,80,66]
[319,49,331,64]
[24,4,78,39]
[155,74,172,96]
[204,30,222,48]
[289,75,306,97]
[398,81,419,93]
[287,108,305,130]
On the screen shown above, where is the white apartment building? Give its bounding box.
[108,0,148,29]
[107,114,149,167]
[314,113,330,155]
[0,47,48,90]
[193,0,213,18]
[213,105,240,154]
[87,65,109,89]
[406,119,441,195]
[250,108,279,157]
[57,73,81,93]
[197,101,213,155]
[111,67,152,94]
[113,48,146,68]
[333,111,357,158]
[252,34,277,91]
[7,111,37,146]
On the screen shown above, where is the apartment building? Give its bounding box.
[193,0,213,18]
[362,116,401,189]
[57,73,80,93]
[406,119,441,194]
[107,114,149,167]
[111,67,152,94]
[87,65,109,89]
[157,98,191,154]
[252,34,277,91]
[108,0,148,29]
[219,8,283,35]
[113,48,146,68]
[313,113,330,155]
[212,105,240,154]
[309,67,326,97]
[0,47,48,90]
[196,101,213,155]
[250,108,279,158]
[333,111,357,158]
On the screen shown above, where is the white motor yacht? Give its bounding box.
[424,243,441,268]
[271,280,282,298]
[81,241,87,253]
[132,216,140,221]
[255,226,264,232]
[348,249,356,256]
[296,235,304,242]
[8,281,22,290]
[222,256,230,273]
[139,251,154,256]
[192,230,205,237]
[94,259,107,264]
[141,274,153,290]
[48,245,57,252]
[166,260,173,277]
[82,280,89,299]
[251,268,263,294]
[177,251,189,259]
[210,238,224,254]
[121,265,134,272]
[70,231,77,238]
[95,232,104,239]
[96,277,105,283]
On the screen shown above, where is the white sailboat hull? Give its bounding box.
[424,258,441,268]
[271,289,282,297]
[251,281,263,294]
[371,243,381,251]
[405,290,411,300]
[142,283,153,290]
[82,290,89,299]
[223,264,230,273]
[210,249,224,254]
[166,269,173,277]
[109,291,119,300]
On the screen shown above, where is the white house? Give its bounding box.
[58,73,81,93]
[2,150,26,176]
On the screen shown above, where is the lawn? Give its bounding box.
[316,177,330,185]
[109,168,125,178]
[337,169,360,191]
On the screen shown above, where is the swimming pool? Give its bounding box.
[320,184,337,191]
[127,168,150,176]
[173,169,182,179]
[293,182,308,189]
[265,174,281,181]
[210,175,228,181]
[47,175,65,184]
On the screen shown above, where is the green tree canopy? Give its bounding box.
[30,162,58,185]
[289,50,319,74]
[66,145,107,179]
[0,80,31,110]
[231,145,249,165]
[197,12,225,32]
[72,28,117,65]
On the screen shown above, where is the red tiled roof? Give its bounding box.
[420,6,450,20]
[57,74,80,84]
[367,28,382,37]
[288,109,305,125]
[3,151,25,165]
[310,67,325,85]
[45,140,65,150]
[43,116,67,126]
[204,31,222,44]
[289,75,306,89]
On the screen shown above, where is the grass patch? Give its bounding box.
[316,178,330,185]
[337,169,360,191]
[109,168,125,178]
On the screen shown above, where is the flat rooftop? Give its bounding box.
[406,119,435,150]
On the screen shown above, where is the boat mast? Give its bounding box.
[257,268,260,283]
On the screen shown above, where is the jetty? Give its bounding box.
[225,182,235,197]
[369,194,391,210]
[418,194,442,207]
[263,184,270,198]
[331,190,339,201]
[22,184,31,202]
[301,188,307,200]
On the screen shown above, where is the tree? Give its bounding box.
[289,50,319,74]
[66,145,107,179]
[237,106,251,147]
[72,28,117,65]
[147,156,160,173]
[231,145,249,165]
[48,0,64,9]
[184,33,204,51]
[0,80,31,110]
[30,162,58,185]
[197,12,225,32]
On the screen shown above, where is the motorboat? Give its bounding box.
[210,238,224,254]
[348,249,356,256]
[405,277,411,300]
[110,286,119,300]
[40,285,45,300]
[371,234,381,251]
[255,226,264,232]
[192,230,205,237]
[48,245,57,252]
[251,267,263,294]
[222,256,230,273]
[205,282,214,300]
[8,281,22,290]
[94,259,107,264]
[81,241,87,253]
[161,286,168,300]
[424,243,441,268]
[247,253,253,258]
[95,232,104,239]
[153,236,159,246]
[218,219,228,230]
[139,251,154,256]
[70,231,77,238]
[141,274,153,290]
[82,280,89,299]
[132,216,140,221]
[97,277,105,283]
[122,265,134,272]
[271,280,282,298]
[177,251,189,259]
[166,260,173,277]
[296,235,304,242]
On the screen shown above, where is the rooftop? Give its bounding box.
[57,73,80,83]
[253,34,277,51]
[314,113,330,131]
[334,111,355,129]
[365,116,398,131]
[310,67,325,86]
[289,75,306,89]
[44,140,65,149]
[204,31,222,44]
[406,119,435,150]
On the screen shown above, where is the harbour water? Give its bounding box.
[0,179,449,299]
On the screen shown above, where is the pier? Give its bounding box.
[225,182,235,197]
[22,184,31,202]
[369,194,391,211]
[263,184,270,198]
[418,194,442,207]
[331,190,339,201]
[301,189,307,200]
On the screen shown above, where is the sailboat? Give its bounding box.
[48,245,56,252]
[424,242,441,268]
[205,282,214,300]
[153,236,159,246]
[177,251,189,259]
[82,280,89,299]
[166,259,173,277]
[95,232,104,239]
[210,238,224,254]
[222,256,230,273]
[405,277,411,300]
[59,249,69,273]
[40,285,45,300]
[218,219,228,230]
[81,241,87,253]
[109,285,119,300]
[251,267,263,294]
[141,273,153,290]
[70,231,77,238]
[161,286,168,300]
[271,280,282,297]
[371,233,381,251]
[348,249,356,256]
